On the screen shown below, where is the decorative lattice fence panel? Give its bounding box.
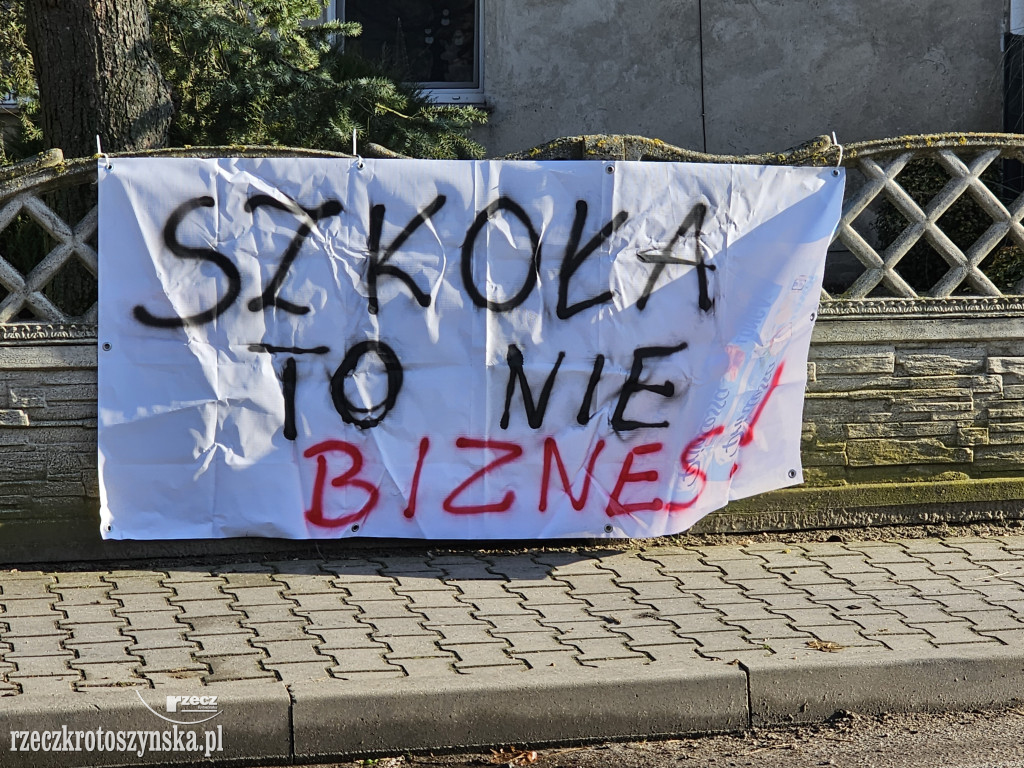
[2,134,1023,330]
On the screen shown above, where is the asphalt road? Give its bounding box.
[285,705,1024,768]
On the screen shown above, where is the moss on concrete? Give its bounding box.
[500,133,841,165]
[844,132,1024,162]
[732,475,1024,514]
[0,148,63,182]
[846,438,972,466]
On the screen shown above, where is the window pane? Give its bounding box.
[344,0,478,88]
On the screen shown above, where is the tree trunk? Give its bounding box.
[21,0,173,317]
[23,0,173,158]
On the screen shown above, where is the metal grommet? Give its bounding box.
[605,165,615,174]
[102,342,112,351]
[604,524,613,533]
[809,312,817,322]
[788,469,798,479]
[832,169,840,177]
[351,524,360,533]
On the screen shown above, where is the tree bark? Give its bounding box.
[23,0,173,157]
[20,0,172,316]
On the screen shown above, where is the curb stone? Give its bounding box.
[743,644,1024,727]
[291,663,749,758]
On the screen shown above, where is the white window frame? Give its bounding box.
[326,0,485,105]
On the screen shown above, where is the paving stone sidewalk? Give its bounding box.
[2,535,1024,766]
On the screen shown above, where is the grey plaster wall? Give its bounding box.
[477,1,1004,156]
[701,0,1003,154]
[479,0,705,156]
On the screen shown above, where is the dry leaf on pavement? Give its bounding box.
[806,640,846,652]
[490,747,539,766]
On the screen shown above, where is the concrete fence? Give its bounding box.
[2,134,1023,561]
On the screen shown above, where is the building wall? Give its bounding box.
[476,0,1004,156]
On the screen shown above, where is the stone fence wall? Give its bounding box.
[0,336,97,559]
[2,135,1024,561]
[726,311,1024,532]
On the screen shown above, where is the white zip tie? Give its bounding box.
[96,134,111,169]
[352,128,364,169]
[831,131,844,169]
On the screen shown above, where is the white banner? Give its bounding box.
[97,158,844,540]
